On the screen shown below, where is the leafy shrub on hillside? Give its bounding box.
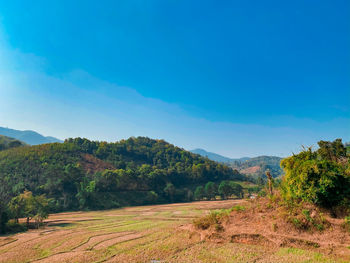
[193,211,222,230]
[281,139,350,210]
[193,206,246,230]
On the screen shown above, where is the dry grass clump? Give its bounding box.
[284,205,329,232]
[193,212,222,231]
[193,205,246,231]
[259,194,331,232]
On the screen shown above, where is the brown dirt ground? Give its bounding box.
[186,197,350,262]
[1,199,347,263]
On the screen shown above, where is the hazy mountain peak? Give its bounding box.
[191,148,234,163]
[191,148,283,177]
[0,127,63,145]
[190,148,250,163]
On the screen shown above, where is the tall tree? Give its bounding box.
[205,182,217,200]
[194,186,205,200]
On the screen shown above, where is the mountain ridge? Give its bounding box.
[191,148,283,177]
[0,127,63,145]
[190,148,250,163]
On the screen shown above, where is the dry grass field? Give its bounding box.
[0,200,346,263]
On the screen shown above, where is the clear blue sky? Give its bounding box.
[0,0,349,157]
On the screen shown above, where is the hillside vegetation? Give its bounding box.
[281,139,350,211]
[0,137,247,233]
[0,135,26,151]
[191,149,282,178]
[230,155,282,178]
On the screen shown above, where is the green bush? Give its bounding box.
[230,205,245,212]
[193,206,246,230]
[280,139,350,209]
[5,221,27,233]
[193,211,221,230]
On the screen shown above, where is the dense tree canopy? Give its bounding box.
[0,137,246,219]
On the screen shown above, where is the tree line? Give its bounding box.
[194,181,245,200]
[0,137,250,233]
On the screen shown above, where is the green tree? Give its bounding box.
[281,139,350,208]
[229,182,244,198]
[8,190,31,223]
[164,183,176,202]
[205,182,217,200]
[27,194,50,228]
[76,180,96,209]
[8,191,50,228]
[186,189,194,201]
[218,181,233,199]
[145,191,159,204]
[194,186,205,200]
[317,139,347,162]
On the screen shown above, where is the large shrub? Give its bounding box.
[281,139,350,208]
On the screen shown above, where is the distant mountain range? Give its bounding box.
[0,127,62,145]
[190,148,283,177]
[190,148,250,163]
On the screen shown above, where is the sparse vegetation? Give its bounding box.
[193,211,222,230]
[193,205,246,230]
[344,216,350,232]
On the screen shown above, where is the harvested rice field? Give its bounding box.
[0,200,345,263]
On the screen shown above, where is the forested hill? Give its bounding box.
[191,148,282,178]
[230,156,283,178]
[0,135,26,151]
[0,137,246,211]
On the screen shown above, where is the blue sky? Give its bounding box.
[0,0,349,157]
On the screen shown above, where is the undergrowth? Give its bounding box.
[343,216,350,232]
[193,205,245,230]
[266,193,330,232]
[5,220,28,234]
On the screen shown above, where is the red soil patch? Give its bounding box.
[240,165,261,174]
[79,153,115,174]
